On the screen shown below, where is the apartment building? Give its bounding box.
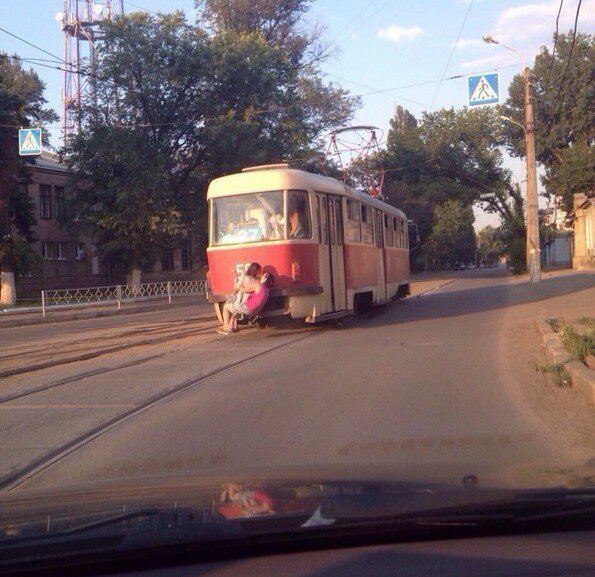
[14,152,204,299]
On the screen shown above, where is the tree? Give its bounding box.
[65,127,184,274]
[66,10,359,278]
[381,105,511,270]
[476,225,504,266]
[0,53,57,304]
[196,0,329,67]
[501,32,594,211]
[424,200,476,270]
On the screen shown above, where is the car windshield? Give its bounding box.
[211,190,311,245]
[1,2,594,573]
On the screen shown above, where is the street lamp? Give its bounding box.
[484,35,541,282]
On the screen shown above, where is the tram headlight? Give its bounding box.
[291,261,301,282]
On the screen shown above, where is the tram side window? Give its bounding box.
[335,198,344,245]
[399,219,406,248]
[346,200,361,242]
[361,205,374,244]
[384,214,393,246]
[393,217,401,248]
[287,190,311,239]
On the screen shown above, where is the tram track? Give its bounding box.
[0,316,218,379]
[0,352,168,404]
[0,330,315,492]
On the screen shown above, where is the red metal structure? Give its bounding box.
[56,0,124,144]
[325,126,385,198]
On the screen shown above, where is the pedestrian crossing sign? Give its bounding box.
[18,128,43,156]
[468,73,499,107]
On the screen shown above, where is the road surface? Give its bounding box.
[1,268,593,491]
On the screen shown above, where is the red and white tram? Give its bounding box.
[206,164,410,324]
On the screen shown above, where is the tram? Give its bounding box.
[205,164,410,324]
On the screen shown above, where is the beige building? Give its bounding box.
[570,193,594,270]
[14,152,106,298]
[13,152,203,299]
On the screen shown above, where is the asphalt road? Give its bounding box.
[1,268,593,492]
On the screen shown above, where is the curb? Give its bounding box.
[536,318,595,404]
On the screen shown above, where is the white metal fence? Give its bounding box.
[41,280,208,317]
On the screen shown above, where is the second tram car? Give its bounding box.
[206,164,410,324]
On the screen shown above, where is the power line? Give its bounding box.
[429,0,474,111]
[549,0,583,116]
[542,0,565,93]
[0,26,64,65]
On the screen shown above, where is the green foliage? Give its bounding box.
[425,200,476,270]
[533,362,571,387]
[13,239,42,278]
[65,127,184,270]
[67,8,358,273]
[559,324,594,363]
[0,54,57,272]
[381,106,509,270]
[476,225,504,266]
[502,32,594,211]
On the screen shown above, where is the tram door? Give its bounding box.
[317,193,346,312]
[374,210,387,302]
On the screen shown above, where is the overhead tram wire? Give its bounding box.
[0,26,64,65]
[428,0,474,112]
[542,0,565,94]
[0,27,120,92]
[327,0,379,41]
[549,0,583,118]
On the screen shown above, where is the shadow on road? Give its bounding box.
[345,272,595,330]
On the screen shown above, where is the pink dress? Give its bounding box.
[246,285,269,314]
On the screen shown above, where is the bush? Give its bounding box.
[560,325,594,363]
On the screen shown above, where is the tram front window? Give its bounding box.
[212,190,311,245]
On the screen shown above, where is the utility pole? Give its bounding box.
[483,36,541,282]
[523,67,541,282]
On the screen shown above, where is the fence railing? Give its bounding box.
[41,280,208,317]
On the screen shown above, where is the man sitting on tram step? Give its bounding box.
[217,270,274,335]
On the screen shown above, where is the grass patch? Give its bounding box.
[576,316,595,329]
[533,362,572,387]
[559,324,594,363]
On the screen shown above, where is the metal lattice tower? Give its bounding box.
[57,1,124,144]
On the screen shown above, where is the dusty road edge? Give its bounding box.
[536,318,595,404]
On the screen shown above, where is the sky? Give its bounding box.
[1,0,593,229]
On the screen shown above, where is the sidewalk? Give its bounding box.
[0,295,214,329]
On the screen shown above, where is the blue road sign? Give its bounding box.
[18,128,43,156]
[468,73,499,107]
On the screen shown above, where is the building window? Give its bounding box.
[161,249,174,271]
[76,242,86,260]
[41,241,54,260]
[39,184,52,219]
[55,186,65,220]
[180,241,190,270]
[56,242,68,260]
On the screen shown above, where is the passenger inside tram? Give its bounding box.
[288,209,306,239]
